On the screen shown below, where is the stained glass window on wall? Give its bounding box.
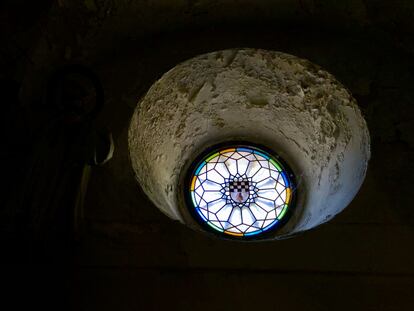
[187,145,295,238]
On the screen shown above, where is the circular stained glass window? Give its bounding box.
[187,144,295,238]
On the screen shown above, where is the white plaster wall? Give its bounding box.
[128,49,370,238]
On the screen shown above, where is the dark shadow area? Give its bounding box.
[1,1,413,310]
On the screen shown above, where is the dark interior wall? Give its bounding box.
[1,1,414,310]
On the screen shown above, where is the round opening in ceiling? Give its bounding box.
[129,48,370,240]
[186,144,295,239]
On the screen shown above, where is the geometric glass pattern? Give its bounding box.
[188,145,294,238]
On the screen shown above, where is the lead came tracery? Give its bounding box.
[189,146,294,237]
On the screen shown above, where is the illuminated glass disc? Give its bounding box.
[188,145,294,238]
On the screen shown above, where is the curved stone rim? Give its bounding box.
[129,48,370,240]
[184,141,297,240]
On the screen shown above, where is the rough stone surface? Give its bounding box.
[128,48,370,238]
